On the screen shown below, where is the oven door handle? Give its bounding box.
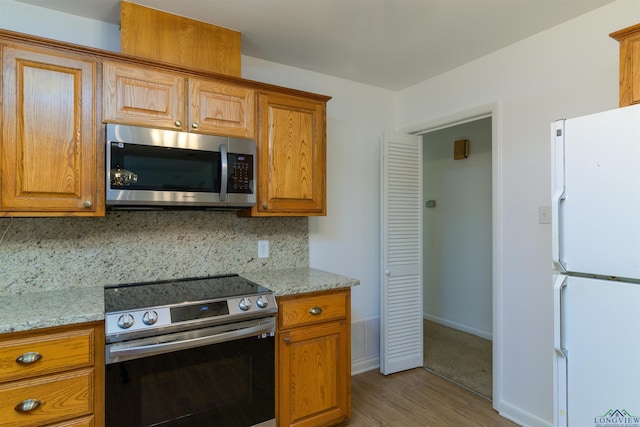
[107,320,274,362]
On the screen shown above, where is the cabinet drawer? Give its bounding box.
[278,290,348,329]
[0,368,93,427]
[51,415,94,427]
[0,328,93,383]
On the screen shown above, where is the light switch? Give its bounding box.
[538,206,551,224]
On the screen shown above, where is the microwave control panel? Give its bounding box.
[229,154,254,193]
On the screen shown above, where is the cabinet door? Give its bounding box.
[103,61,185,130]
[277,321,350,427]
[252,92,326,216]
[1,45,102,215]
[189,78,255,138]
[611,24,640,107]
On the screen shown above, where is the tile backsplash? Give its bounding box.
[0,211,308,294]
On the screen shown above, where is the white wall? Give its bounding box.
[422,118,492,339]
[0,1,120,51]
[398,1,640,425]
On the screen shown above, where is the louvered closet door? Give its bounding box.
[380,131,423,375]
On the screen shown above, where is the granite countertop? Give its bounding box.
[0,286,104,334]
[240,267,359,296]
[0,267,359,334]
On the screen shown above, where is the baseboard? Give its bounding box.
[495,399,552,427]
[352,357,380,375]
[423,314,492,340]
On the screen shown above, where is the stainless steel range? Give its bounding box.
[104,274,277,427]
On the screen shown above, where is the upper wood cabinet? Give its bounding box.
[189,77,256,138]
[103,61,255,139]
[102,61,184,130]
[1,43,103,216]
[611,23,640,107]
[240,92,327,217]
[0,29,329,217]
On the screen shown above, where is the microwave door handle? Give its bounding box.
[219,143,228,202]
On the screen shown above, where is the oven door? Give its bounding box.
[105,318,275,427]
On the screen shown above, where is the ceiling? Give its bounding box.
[17,0,614,91]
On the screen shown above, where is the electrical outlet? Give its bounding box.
[258,240,269,258]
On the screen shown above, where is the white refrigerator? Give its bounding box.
[552,104,640,427]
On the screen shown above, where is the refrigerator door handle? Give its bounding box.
[554,274,568,427]
[553,274,567,356]
[552,120,567,272]
[551,188,566,271]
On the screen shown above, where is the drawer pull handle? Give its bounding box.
[16,352,42,365]
[14,399,41,413]
[309,306,323,315]
[284,337,291,344]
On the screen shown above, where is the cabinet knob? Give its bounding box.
[284,337,291,344]
[174,120,182,127]
[83,200,92,208]
[191,122,199,129]
[15,351,42,365]
[262,203,268,209]
[309,306,323,316]
[14,399,41,413]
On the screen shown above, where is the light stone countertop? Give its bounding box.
[240,267,359,296]
[0,286,104,334]
[0,268,359,334]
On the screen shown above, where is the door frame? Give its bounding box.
[401,102,503,411]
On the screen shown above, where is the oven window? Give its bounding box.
[106,335,274,427]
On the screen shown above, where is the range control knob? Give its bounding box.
[142,310,158,325]
[256,296,269,309]
[117,313,135,329]
[238,298,252,311]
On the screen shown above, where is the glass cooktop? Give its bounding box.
[104,274,271,313]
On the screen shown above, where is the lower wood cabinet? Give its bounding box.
[276,289,351,427]
[0,322,104,427]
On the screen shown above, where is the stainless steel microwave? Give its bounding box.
[106,124,256,209]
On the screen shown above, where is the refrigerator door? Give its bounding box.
[552,104,640,279]
[555,274,640,427]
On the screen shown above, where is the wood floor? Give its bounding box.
[345,368,518,426]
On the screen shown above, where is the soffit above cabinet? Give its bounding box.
[120,1,241,77]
